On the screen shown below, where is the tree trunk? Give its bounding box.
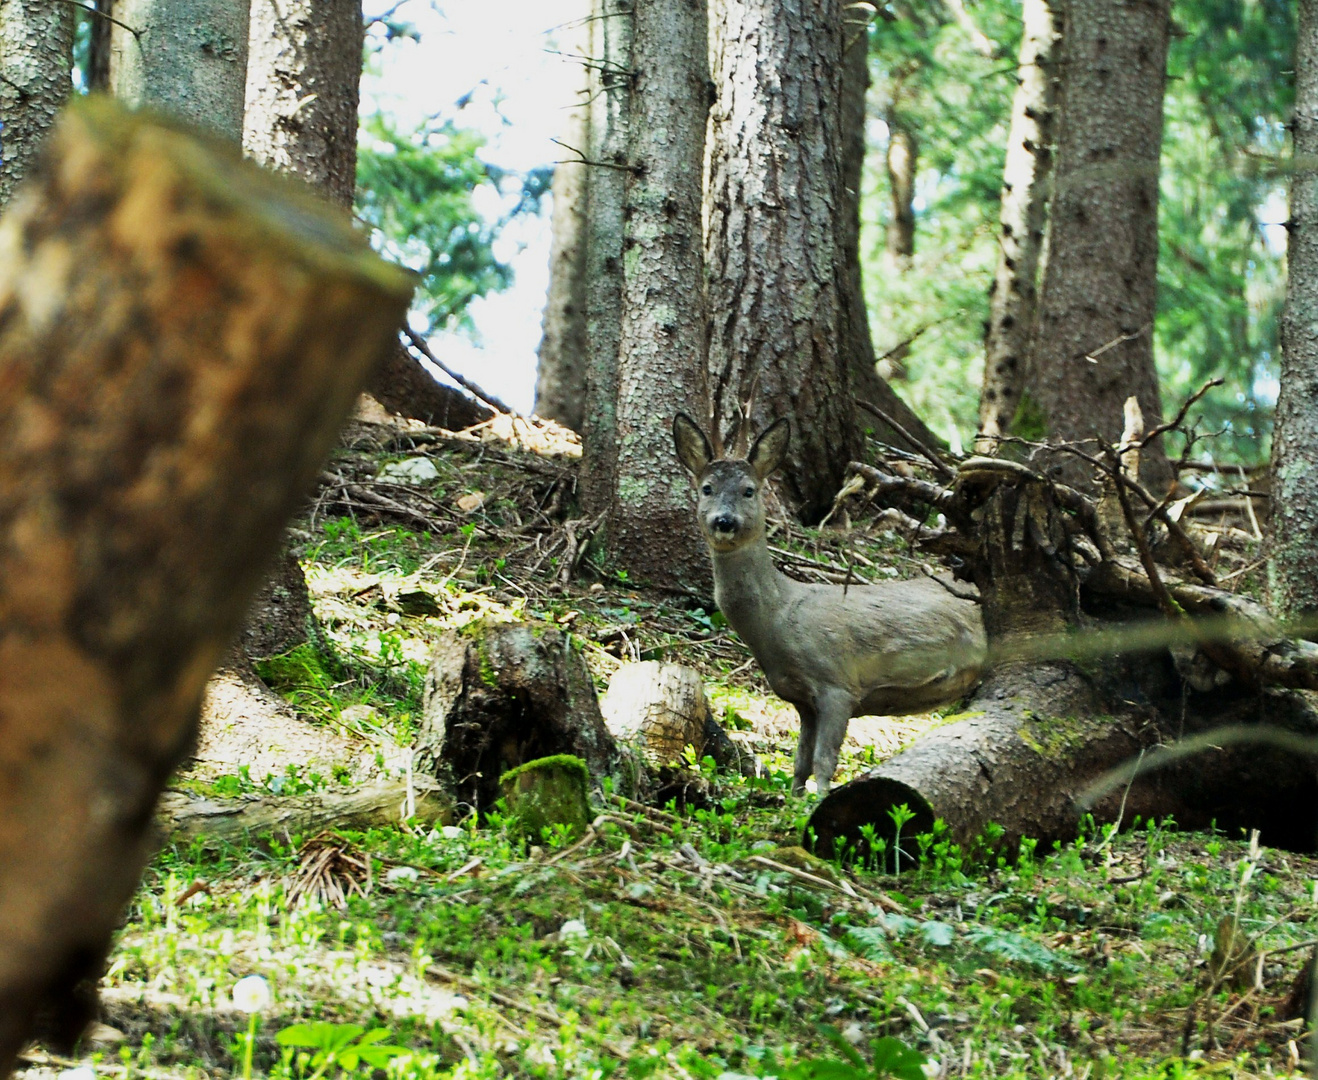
[609,0,711,590]
[0,0,75,207]
[0,98,411,1068]
[838,19,942,455]
[109,0,251,141]
[705,0,859,520]
[1269,0,1318,628]
[1025,0,1172,492]
[578,0,633,519]
[242,0,363,210]
[534,38,591,433]
[87,0,114,92]
[238,0,364,693]
[367,343,493,430]
[975,0,1061,453]
[883,117,917,269]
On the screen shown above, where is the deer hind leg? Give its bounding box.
[811,691,854,797]
[792,703,818,795]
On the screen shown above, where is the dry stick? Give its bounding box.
[856,399,955,479]
[401,325,519,418]
[1138,377,1224,450]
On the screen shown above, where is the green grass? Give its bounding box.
[37,435,1312,1080]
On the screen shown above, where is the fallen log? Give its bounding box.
[158,777,450,845]
[0,98,412,1068]
[809,663,1318,860]
[812,407,1318,864]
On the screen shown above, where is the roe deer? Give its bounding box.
[673,412,987,794]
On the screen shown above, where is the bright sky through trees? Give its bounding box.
[362,0,582,412]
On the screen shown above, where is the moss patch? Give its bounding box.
[499,754,591,840]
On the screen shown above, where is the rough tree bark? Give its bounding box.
[534,28,591,433]
[0,98,411,1068]
[1270,0,1318,628]
[839,18,942,454]
[0,0,75,206]
[609,0,711,589]
[109,0,251,141]
[243,0,363,209]
[1025,0,1172,492]
[578,0,633,518]
[975,0,1061,453]
[705,0,860,519]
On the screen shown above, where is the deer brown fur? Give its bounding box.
[673,412,987,794]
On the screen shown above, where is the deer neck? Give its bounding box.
[710,537,789,650]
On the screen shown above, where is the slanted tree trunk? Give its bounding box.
[534,31,591,433]
[839,19,941,454]
[1025,0,1172,492]
[609,0,711,589]
[0,0,74,206]
[0,98,411,1068]
[109,0,251,141]
[578,0,633,519]
[243,0,363,210]
[705,0,859,520]
[1270,0,1318,628]
[975,0,1061,453]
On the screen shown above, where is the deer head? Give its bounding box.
[673,412,789,554]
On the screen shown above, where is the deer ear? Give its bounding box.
[673,412,713,477]
[748,417,789,480]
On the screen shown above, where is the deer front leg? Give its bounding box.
[811,690,854,796]
[792,702,818,795]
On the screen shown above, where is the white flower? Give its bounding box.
[231,974,271,1014]
[386,865,420,883]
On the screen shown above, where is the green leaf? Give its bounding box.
[870,1036,929,1080]
[920,920,956,947]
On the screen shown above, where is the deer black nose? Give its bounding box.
[712,513,736,532]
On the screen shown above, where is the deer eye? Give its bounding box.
[743,486,755,499]
[701,483,713,496]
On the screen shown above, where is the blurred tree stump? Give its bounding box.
[0,98,412,1068]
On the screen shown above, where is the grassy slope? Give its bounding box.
[20,419,1305,1080]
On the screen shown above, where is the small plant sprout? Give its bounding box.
[231,974,270,1080]
[887,802,917,875]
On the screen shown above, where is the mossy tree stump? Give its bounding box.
[0,99,412,1066]
[416,618,625,814]
[499,755,592,841]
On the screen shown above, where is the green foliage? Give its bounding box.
[355,115,512,335]
[276,1022,408,1079]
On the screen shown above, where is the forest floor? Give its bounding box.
[17,411,1308,1080]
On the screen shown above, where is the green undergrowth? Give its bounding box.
[43,434,1309,1080]
[91,795,1317,1080]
